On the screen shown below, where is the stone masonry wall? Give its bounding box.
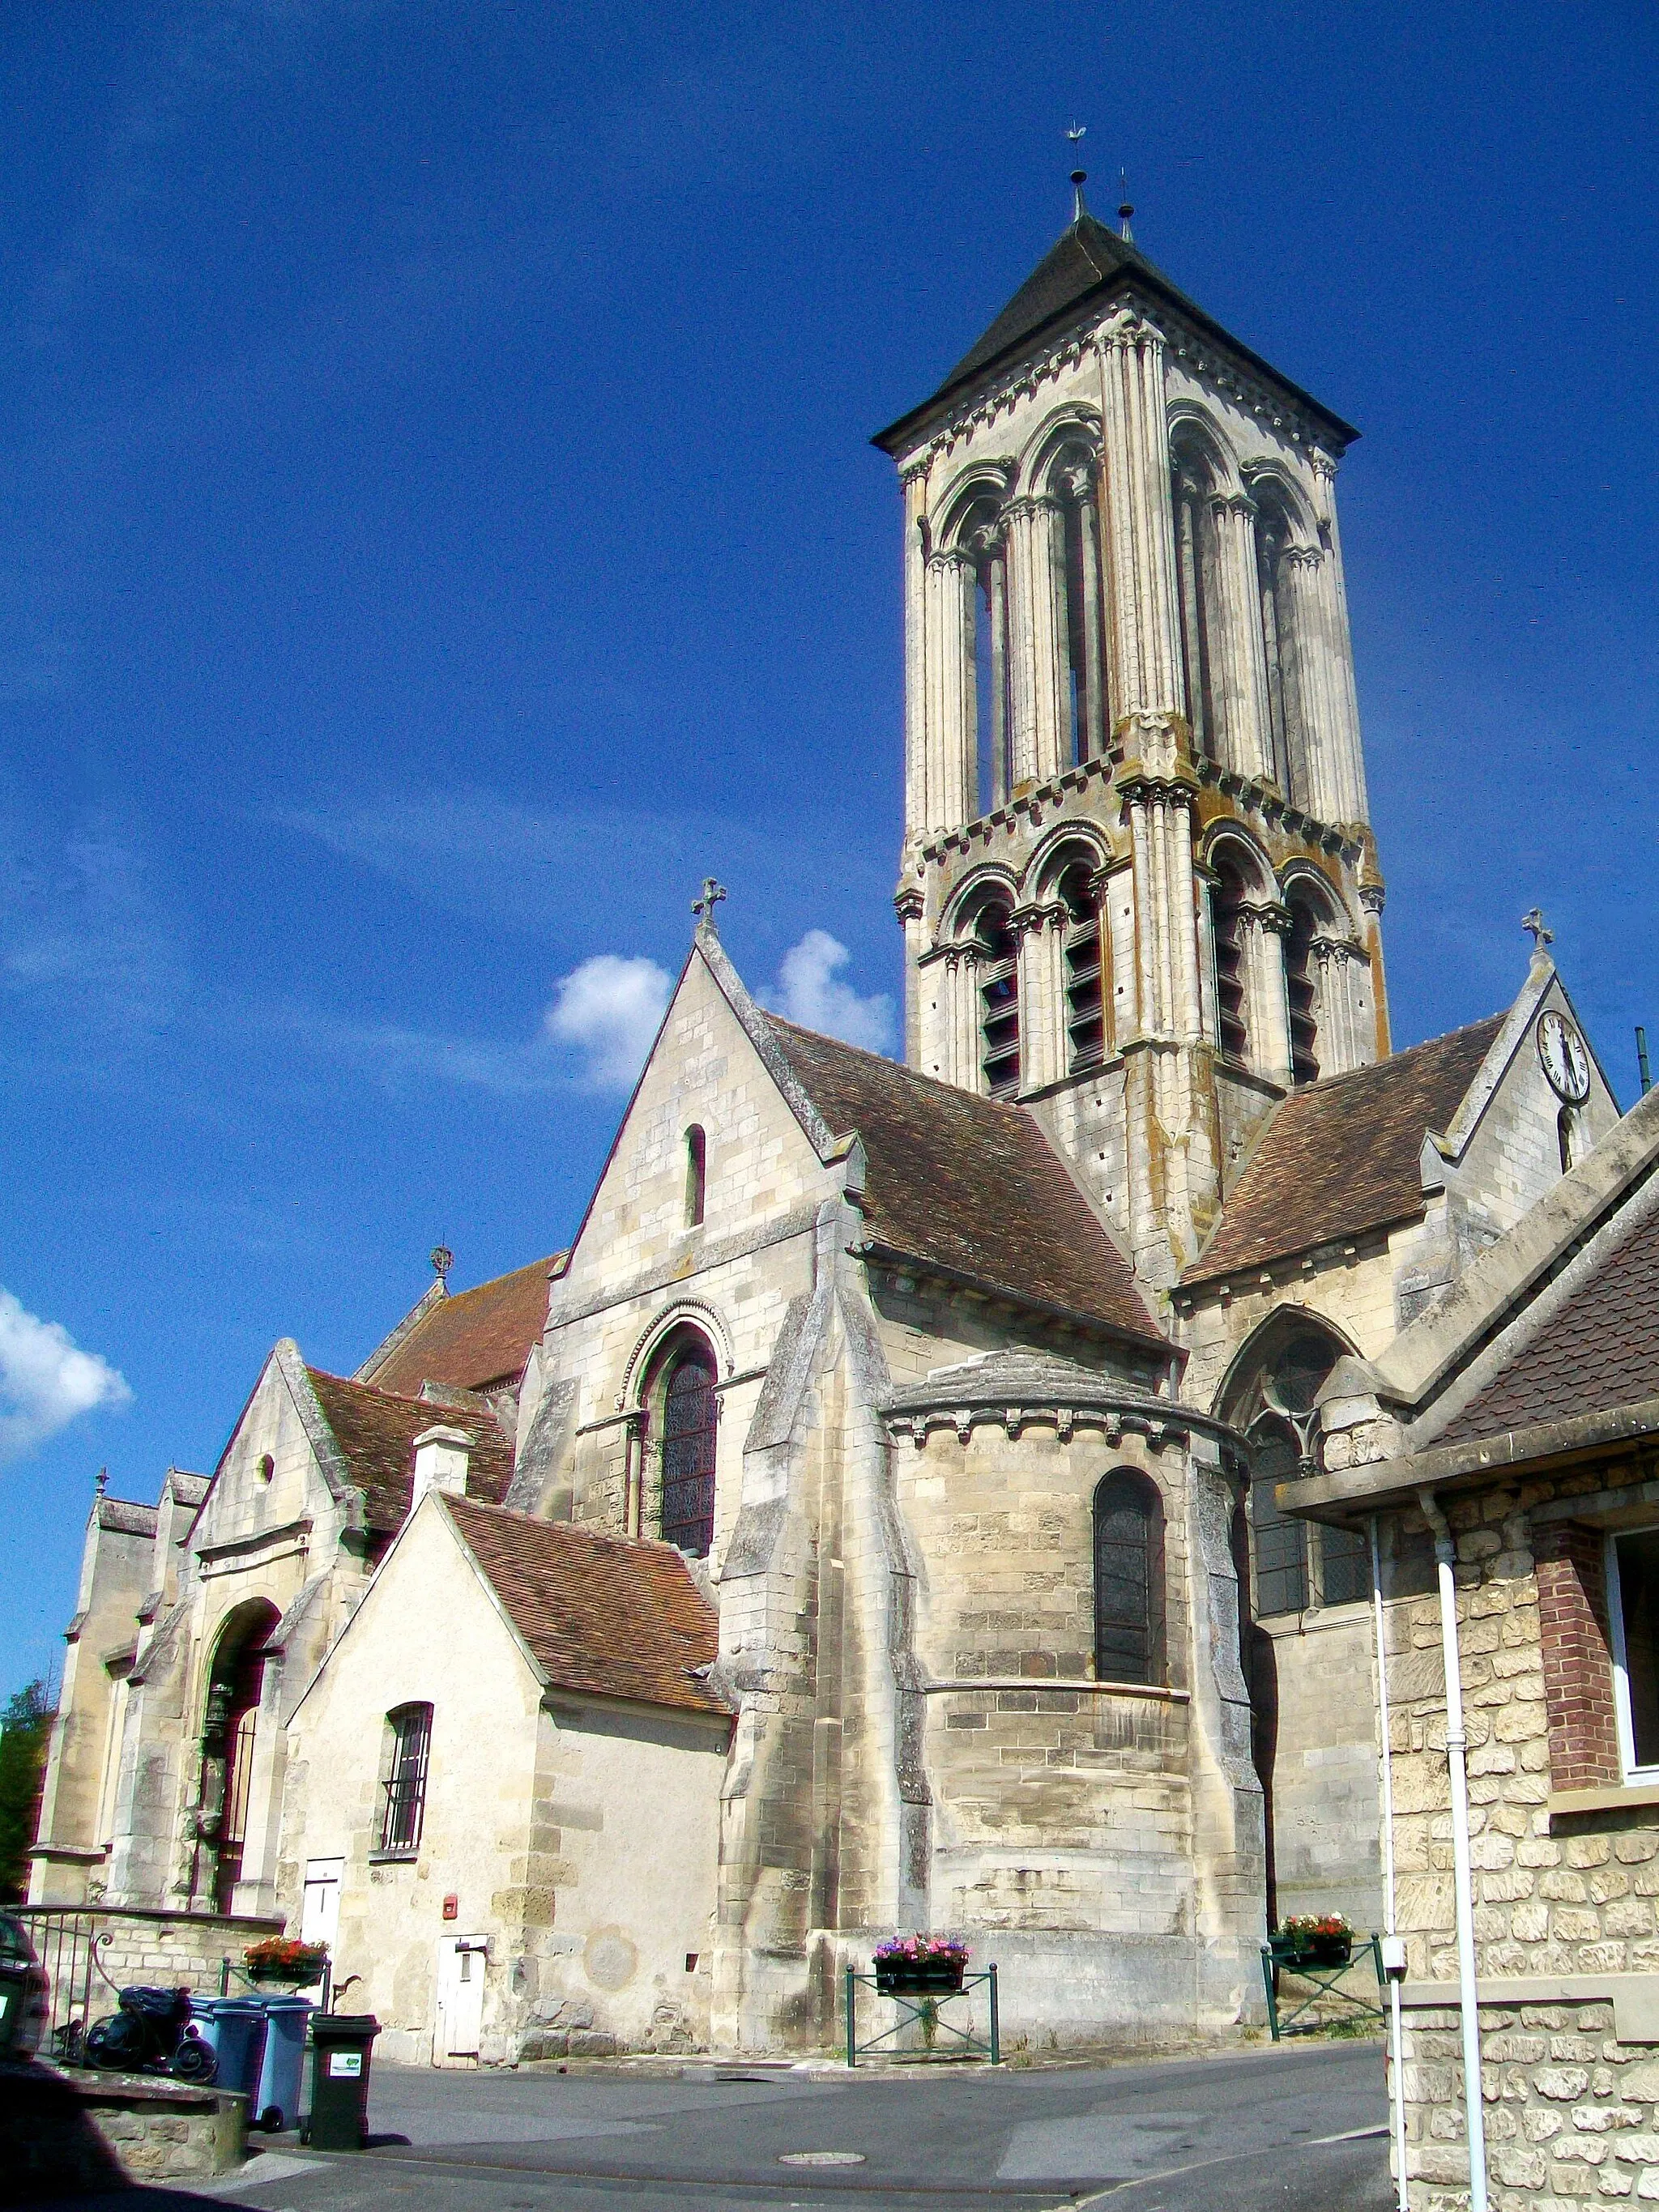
[1384,1464,1659,2210]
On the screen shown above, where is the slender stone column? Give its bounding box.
[1209,493,1275,784]
[1004,497,1066,786]
[897,888,926,1069]
[1311,449,1369,824]
[945,948,981,1093]
[1273,546,1348,821]
[1097,310,1183,728]
[1014,902,1066,1090]
[987,552,1010,806]
[924,552,975,831]
[1245,906,1294,1087]
[902,468,929,840]
[1077,492,1107,760]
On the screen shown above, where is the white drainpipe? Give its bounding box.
[1370,1515,1410,2212]
[1418,1485,1488,2212]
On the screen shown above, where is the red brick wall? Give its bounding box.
[1535,1522,1622,1789]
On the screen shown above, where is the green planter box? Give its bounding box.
[874,1961,966,1997]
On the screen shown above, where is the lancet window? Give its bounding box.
[962,505,1011,816]
[684,1124,706,1227]
[657,1340,719,1558]
[1209,854,1250,1064]
[1233,1326,1369,1618]
[1094,1469,1166,1686]
[1171,441,1220,753]
[1252,485,1305,803]
[1282,893,1320,1086]
[1057,859,1104,1072]
[1051,448,1107,767]
[975,898,1021,1096]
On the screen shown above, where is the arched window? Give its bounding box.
[1052,452,1106,767]
[1057,859,1103,1071]
[1283,893,1320,1087]
[684,1125,706,1227]
[964,507,1011,816]
[659,1344,719,1557]
[379,1702,433,1854]
[976,899,1021,1097]
[1093,1469,1166,1686]
[201,1601,279,1914]
[1171,445,1218,753]
[1252,488,1303,803]
[1243,1328,1368,1615]
[1210,854,1250,1064]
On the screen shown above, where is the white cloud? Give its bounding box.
[765,930,894,1054]
[0,1289,131,1468]
[544,955,674,1089]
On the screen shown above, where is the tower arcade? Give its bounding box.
[876,207,1390,1287]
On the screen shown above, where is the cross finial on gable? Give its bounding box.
[692,877,727,933]
[1522,907,1555,953]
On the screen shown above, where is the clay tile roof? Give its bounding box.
[1435,1204,1659,1449]
[765,1018,1163,1347]
[441,1496,731,1719]
[367,1256,558,1396]
[1184,1016,1507,1289]
[305,1370,514,1536]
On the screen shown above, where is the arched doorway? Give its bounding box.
[199,1601,279,1914]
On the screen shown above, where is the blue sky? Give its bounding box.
[5,0,1657,1695]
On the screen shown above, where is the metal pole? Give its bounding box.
[1418,1488,1488,2212]
[987,1965,999,2065]
[1371,1516,1410,2212]
[1639,1027,1652,1097]
[845,1967,855,2069]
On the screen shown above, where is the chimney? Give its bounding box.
[412,1424,472,1507]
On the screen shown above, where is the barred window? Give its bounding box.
[1094,1469,1166,1686]
[380,1703,432,1855]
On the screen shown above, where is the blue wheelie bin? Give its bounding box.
[249,1997,312,2132]
[185,1997,267,2099]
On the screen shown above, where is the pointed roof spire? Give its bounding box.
[1118,168,1135,243]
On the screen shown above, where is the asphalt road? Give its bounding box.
[45,2039,1394,2212]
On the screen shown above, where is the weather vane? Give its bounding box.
[1521,907,1555,953]
[692,877,727,932]
[1065,123,1088,221]
[430,1243,453,1285]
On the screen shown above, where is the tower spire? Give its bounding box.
[1118,169,1135,243]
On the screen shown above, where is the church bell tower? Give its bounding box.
[874,195,1390,1290]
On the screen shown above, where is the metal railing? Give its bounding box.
[13,1909,119,2064]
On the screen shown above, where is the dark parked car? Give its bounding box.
[0,1914,48,2058]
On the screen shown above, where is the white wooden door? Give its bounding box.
[300,1858,343,1950]
[434,1936,487,2064]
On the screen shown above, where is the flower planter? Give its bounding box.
[1271,1935,1352,1972]
[874,1960,966,1997]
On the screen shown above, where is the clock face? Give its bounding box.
[1537,1010,1591,1103]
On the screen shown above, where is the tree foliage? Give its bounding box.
[0,1680,54,1903]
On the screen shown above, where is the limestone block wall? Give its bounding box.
[893,1417,1260,2041]
[1260,1609,1383,1932]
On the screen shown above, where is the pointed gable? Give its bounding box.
[1433,1201,1659,1450]
[305,1370,514,1536]
[1184,1017,1505,1287]
[441,1496,731,1718]
[766,1017,1163,1348]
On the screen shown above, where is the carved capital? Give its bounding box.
[1011,899,1067,939]
[1240,900,1294,937]
[1359,883,1386,916]
[893,886,925,923]
[1098,303,1166,350]
[1211,492,1257,522]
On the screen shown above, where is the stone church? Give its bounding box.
[28,192,1625,2066]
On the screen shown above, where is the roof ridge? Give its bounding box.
[1294,1012,1507,1097]
[442,1252,565,1303]
[766,1014,1030,1116]
[306,1363,504,1424]
[446,1494,693,1559]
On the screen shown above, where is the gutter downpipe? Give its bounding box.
[1418,1485,1488,2212]
[1370,1515,1409,2212]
